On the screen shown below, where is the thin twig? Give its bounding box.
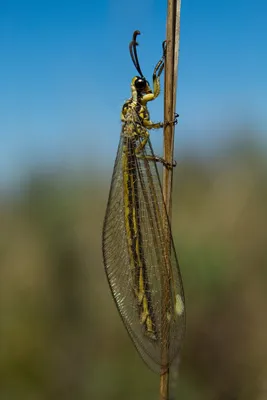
[160,1,182,400]
[173,0,182,113]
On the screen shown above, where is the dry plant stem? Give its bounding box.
[160,1,181,400]
[173,0,181,113]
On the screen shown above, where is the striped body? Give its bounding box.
[122,130,157,340]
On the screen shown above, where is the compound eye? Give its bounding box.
[135,77,146,91]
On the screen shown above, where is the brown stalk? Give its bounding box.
[160,1,182,400]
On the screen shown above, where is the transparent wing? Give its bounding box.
[102,119,185,373]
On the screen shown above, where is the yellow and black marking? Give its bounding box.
[102,30,185,373]
[122,134,157,340]
[120,55,169,339]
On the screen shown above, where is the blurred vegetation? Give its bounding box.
[0,137,267,400]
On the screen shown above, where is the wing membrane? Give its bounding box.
[102,117,185,373]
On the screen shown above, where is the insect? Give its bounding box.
[102,30,185,373]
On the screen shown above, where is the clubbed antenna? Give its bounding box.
[129,30,144,77]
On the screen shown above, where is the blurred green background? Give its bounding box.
[1,0,267,399]
[1,136,267,400]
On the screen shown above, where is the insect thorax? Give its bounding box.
[121,98,149,138]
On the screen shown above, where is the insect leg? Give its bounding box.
[142,44,166,103]
[142,113,179,131]
[135,131,176,169]
[164,113,179,127]
[153,44,166,79]
[143,120,164,130]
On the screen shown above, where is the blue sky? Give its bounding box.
[1,0,266,187]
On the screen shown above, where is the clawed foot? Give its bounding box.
[164,159,177,170]
[164,113,179,127]
[154,156,177,169]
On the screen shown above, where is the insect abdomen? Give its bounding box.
[122,136,157,340]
